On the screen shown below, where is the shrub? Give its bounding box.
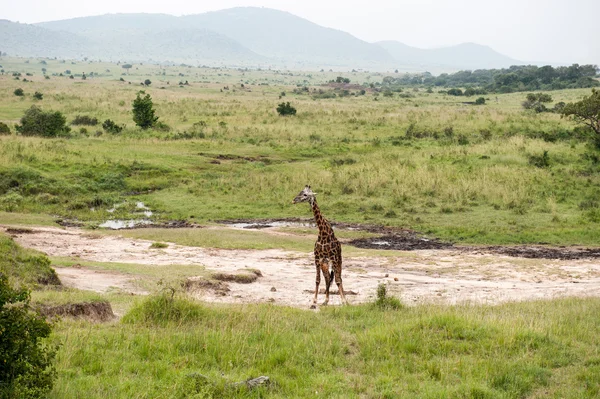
[33,91,43,100]
[560,88,600,143]
[447,88,463,96]
[374,283,403,310]
[71,115,99,126]
[276,102,297,116]
[132,91,158,129]
[528,150,551,168]
[0,122,10,135]
[144,79,151,86]
[522,93,553,113]
[154,121,171,132]
[122,292,207,326]
[0,274,57,398]
[102,119,123,134]
[14,88,24,96]
[15,106,70,137]
[475,97,486,105]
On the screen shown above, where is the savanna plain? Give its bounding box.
[1,58,600,398]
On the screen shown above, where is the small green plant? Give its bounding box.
[0,273,57,398]
[71,115,99,126]
[528,150,551,168]
[14,88,24,96]
[15,106,70,137]
[150,242,168,249]
[0,122,11,135]
[374,283,403,310]
[522,93,553,113]
[33,91,43,100]
[276,102,297,116]
[132,91,158,129]
[102,119,123,134]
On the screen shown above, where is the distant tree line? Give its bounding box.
[379,64,599,93]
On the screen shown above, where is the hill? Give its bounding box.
[2,9,526,70]
[376,40,522,70]
[0,19,92,59]
[179,7,395,68]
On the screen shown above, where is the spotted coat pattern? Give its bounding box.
[293,186,348,307]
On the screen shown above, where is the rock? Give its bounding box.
[270,287,277,292]
[394,277,398,281]
[233,376,270,389]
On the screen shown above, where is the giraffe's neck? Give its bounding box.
[311,199,334,238]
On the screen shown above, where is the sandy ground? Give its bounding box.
[6,225,600,308]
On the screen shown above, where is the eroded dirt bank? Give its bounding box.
[5,225,600,308]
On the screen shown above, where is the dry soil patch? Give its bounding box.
[5,225,600,308]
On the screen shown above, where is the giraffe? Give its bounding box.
[293,185,349,308]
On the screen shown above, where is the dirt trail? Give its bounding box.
[5,225,600,307]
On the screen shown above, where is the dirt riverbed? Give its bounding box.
[5,225,600,308]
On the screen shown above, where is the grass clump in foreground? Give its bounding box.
[49,293,600,398]
[0,232,59,286]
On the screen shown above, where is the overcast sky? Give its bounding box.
[3,0,599,64]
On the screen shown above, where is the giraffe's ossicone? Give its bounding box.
[293,185,349,308]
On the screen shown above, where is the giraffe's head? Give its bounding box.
[293,185,316,205]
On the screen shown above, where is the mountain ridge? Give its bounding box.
[2,8,524,71]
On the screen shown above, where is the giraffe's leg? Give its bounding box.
[310,261,321,309]
[334,261,349,305]
[321,262,332,306]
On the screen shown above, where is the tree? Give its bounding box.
[561,88,600,146]
[122,64,133,74]
[144,79,151,86]
[522,93,553,113]
[276,102,297,116]
[33,91,43,100]
[16,106,70,137]
[0,273,57,398]
[13,88,24,96]
[475,97,486,105]
[132,91,158,129]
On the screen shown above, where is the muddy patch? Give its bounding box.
[350,233,453,251]
[37,301,114,321]
[474,246,600,260]
[212,270,261,284]
[6,227,35,234]
[217,218,411,234]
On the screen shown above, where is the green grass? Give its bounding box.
[48,294,600,398]
[0,232,59,286]
[1,57,599,245]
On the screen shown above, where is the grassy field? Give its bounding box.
[48,294,600,398]
[2,57,599,245]
[2,56,600,397]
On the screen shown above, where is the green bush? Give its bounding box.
[276,102,297,116]
[0,234,60,286]
[374,283,403,310]
[0,274,57,398]
[13,88,24,96]
[475,97,486,105]
[0,122,10,135]
[33,91,43,100]
[122,292,207,326]
[15,106,70,138]
[71,115,99,126]
[132,91,158,129]
[102,119,123,134]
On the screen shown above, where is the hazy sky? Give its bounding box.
[3,0,599,64]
